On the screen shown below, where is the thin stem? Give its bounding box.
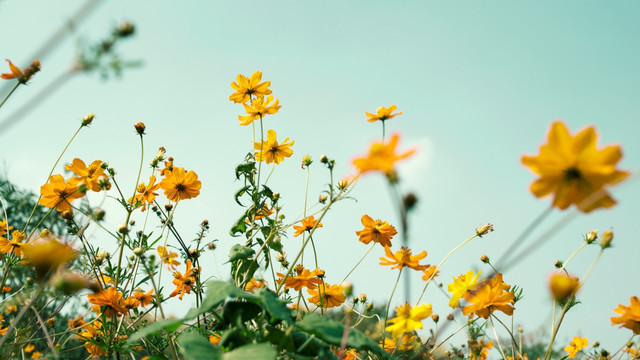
[145,265,179,360]
[381,268,404,349]
[432,319,475,352]
[0,82,20,110]
[263,163,276,185]
[382,120,386,141]
[490,315,508,360]
[340,243,375,284]
[559,242,588,273]
[581,249,603,285]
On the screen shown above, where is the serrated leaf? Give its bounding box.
[230,216,248,237]
[178,332,222,360]
[234,186,250,207]
[235,162,256,180]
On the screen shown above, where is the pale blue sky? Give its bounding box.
[1,0,639,353]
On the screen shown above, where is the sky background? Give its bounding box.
[1,0,640,354]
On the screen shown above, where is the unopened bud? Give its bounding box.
[76,182,87,194]
[359,293,367,303]
[446,314,454,321]
[82,113,95,126]
[342,281,353,297]
[116,22,135,37]
[189,249,200,259]
[319,194,328,204]
[337,179,349,190]
[165,203,173,212]
[46,318,56,327]
[366,303,374,312]
[301,154,312,168]
[133,247,144,256]
[93,208,105,221]
[39,229,51,239]
[554,260,563,268]
[207,242,216,250]
[134,122,146,135]
[432,314,439,323]
[201,219,209,227]
[117,224,128,234]
[319,154,328,164]
[585,230,598,244]
[352,296,359,304]
[97,176,110,190]
[61,211,74,220]
[273,192,280,201]
[476,223,494,237]
[403,193,418,211]
[480,255,490,263]
[600,230,613,249]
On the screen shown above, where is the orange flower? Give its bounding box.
[22,238,76,280]
[159,167,201,201]
[128,175,160,211]
[549,273,580,302]
[39,174,84,212]
[133,289,154,307]
[170,260,199,300]
[385,303,432,340]
[0,219,12,236]
[468,338,494,360]
[121,296,140,310]
[277,265,323,291]
[462,273,515,319]
[353,133,415,176]
[564,336,588,359]
[355,215,397,247]
[78,321,105,357]
[421,265,440,281]
[307,283,345,309]
[521,121,629,212]
[611,296,640,334]
[245,278,267,292]
[65,158,107,192]
[293,216,322,237]
[381,334,417,352]
[254,129,294,164]
[1,59,40,83]
[157,246,181,270]
[0,230,26,256]
[87,287,128,317]
[68,314,86,330]
[365,105,403,123]
[229,71,272,104]
[237,95,281,126]
[379,246,428,271]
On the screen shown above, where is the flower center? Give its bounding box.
[563,167,582,181]
[175,183,186,192]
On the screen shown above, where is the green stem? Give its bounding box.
[489,315,508,360]
[381,267,404,349]
[0,82,20,110]
[340,243,375,284]
[382,120,386,142]
[559,242,588,273]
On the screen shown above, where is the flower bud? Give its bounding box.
[189,249,200,259]
[476,223,494,237]
[432,314,439,323]
[40,229,51,239]
[319,194,328,204]
[133,247,144,256]
[554,260,563,268]
[46,318,56,327]
[366,303,374,312]
[359,293,367,303]
[337,179,349,190]
[97,176,111,190]
[82,113,95,126]
[273,192,280,201]
[207,242,217,250]
[549,273,580,302]
[319,154,328,164]
[61,211,74,220]
[117,224,129,234]
[116,22,135,37]
[403,193,418,211]
[301,154,312,168]
[165,203,173,212]
[446,314,454,321]
[93,208,105,221]
[342,281,353,297]
[134,122,146,135]
[600,230,613,249]
[480,255,490,263]
[352,296,359,304]
[585,230,598,244]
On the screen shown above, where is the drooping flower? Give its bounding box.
[170,259,199,300]
[307,283,346,309]
[277,265,323,291]
[229,71,272,104]
[39,174,84,212]
[366,105,403,123]
[355,215,397,248]
[128,175,160,211]
[254,129,294,164]
[159,167,201,201]
[385,303,432,340]
[564,336,588,358]
[611,296,640,334]
[0,230,26,256]
[462,273,515,319]
[1,59,40,84]
[22,238,76,281]
[521,121,629,212]
[157,246,181,270]
[549,273,580,302]
[353,134,415,176]
[133,289,154,307]
[87,287,128,317]
[237,95,281,126]
[293,216,323,237]
[65,158,107,192]
[448,270,482,308]
[379,246,428,271]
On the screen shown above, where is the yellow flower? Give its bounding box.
[133,289,154,307]
[355,215,397,248]
[87,287,128,317]
[521,121,629,212]
[564,336,588,358]
[385,303,432,340]
[65,158,107,192]
[159,167,201,201]
[22,238,76,281]
[277,265,323,291]
[366,105,403,123]
[229,71,272,104]
[468,338,494,360]
[39,174,84,212]
[170,260,199,300]
[245,277,266,292]
[30,351,42,359]
[421,265,440,281]
[254,129,294,164]
[379,246,428,271]
[353,133,415,175]
[237,95,281,126]
[128,175,160,211]
[293,216,322,237]
[24,344,35,353]
[307,283,346,309]
[549,273,580,302]
[611,296,640,334]
[0,219,12,236]
[157,246,181,270]
[381,334,416,352]
[462,273,515,319]
[447,270,482,308]
[0,230,26,256]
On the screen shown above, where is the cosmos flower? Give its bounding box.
[159,167,201,201]
[448,270,482,308]
[462,273,514,319]
[365,105,402,123]
[307,283,346,309]
[379,246,428,271]
[229,71,272,104]
[611,296,640,334]
[254,129,294,164]
[385,303,432,340]
[355,215,397,248]
[353,134,415,176]
[293,216,322,237]
[237,95,281,126]
[39,174,84,212]
[564,336,588,359]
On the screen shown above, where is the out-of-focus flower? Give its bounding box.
[366,105,402,123]
[133,289,154,307]
[379,246,428,271]
[0,219,12,236]
[245,277,266,292]
[307,283,345,309]
[254,129,294,164]
[353,133,415,176]
[448,270,482,308]
[293,216,322,237]
[159,167,201,201]
[611,296,640,334]
[549,273,580,302]
[158,246,181,270]
[521,121,629,212]
[462,273,515,319]
[468,338,494,360]
[381,334,417,352]
[355,215,397,248]
[237,95,281,126]
[22,238,76,281]
[385,303,432,340]
[229,71,272,104]
[564,336,588,358]
[421,265,440,281]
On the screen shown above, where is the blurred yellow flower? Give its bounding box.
[468,338,493,360]
[159,167,201,201]
[229,71,272,104]
[385,303,432,340]
[157,246,181,270]
[22,238,76,280]
[611,296,640,334]
[245,277,266,292]
[448,270,482,308]
[87,287,128,317]
[0,219,12,236]
[238,95,281,126]
[379,246,428,271]
[366,105,402,123]
[564,336,588,358]
[355,215,397,248]
[307,283,345,309]
[521,121,629,212]
[462,273,514,319]
[254,129,294,164]
[549,273,580,302]
[381,333,416,352]
[133,289,154,307]
[353,133,415,176]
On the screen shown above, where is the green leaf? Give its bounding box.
[234,186,250,207]
[223,300,262,324]
[235,162,256,180]
[224,343,276,360]
[178,332,222,360]
[184,281,257,320]
[230,216,248,237]
[257,288,293,322]
[127,318,183,344]
[228,245,255,263]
